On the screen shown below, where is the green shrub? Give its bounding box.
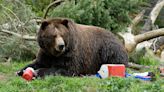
[0,0,38,61]
[129,48,160,66]
[25,0,53,17]
[0,0,148,61]
[0,37,37,61]
[49,0,146,32]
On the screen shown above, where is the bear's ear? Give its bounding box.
[41,21,49,30]
[61,19,69,28]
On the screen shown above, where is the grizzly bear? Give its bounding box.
[17,18,128,77]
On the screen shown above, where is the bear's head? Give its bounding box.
[37,18,73,56]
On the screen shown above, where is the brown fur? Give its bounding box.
[17,18,128,77]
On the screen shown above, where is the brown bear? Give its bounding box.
[17,18,128,77]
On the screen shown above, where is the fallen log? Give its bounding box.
[124,28,164,53]
[128,62,150,70]
[0,28,36,41]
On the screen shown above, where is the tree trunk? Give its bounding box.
[141,0,164,33]
[125,28,164,53]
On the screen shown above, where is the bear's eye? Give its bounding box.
[53,35,57,38]
[41,21,49,30]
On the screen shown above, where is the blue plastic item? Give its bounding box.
[125,73,151,81]
[95,73,102,78]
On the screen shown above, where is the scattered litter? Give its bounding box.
[95,64,154,81]
[97,64,125,79]
[125,72,153,81]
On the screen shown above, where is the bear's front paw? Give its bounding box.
[16,70,24,76]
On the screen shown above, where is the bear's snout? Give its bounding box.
[55,36,65,52]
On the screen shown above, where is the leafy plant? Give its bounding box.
[0,0,148,61]
[25,0,53,17]
[50,0,146,32]
[129,48,160,66]
[0,0,38,61]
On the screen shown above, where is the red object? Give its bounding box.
[22,67,34,81]
[108,64,125,77]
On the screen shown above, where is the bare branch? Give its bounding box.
[127,10,145,33]
[0,29,36,41]
[43,0,64,19]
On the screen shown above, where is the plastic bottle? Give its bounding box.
[22,67,35,81]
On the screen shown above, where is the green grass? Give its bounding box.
[0,61,164,92]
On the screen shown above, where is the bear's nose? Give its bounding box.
[58,44,65,51]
